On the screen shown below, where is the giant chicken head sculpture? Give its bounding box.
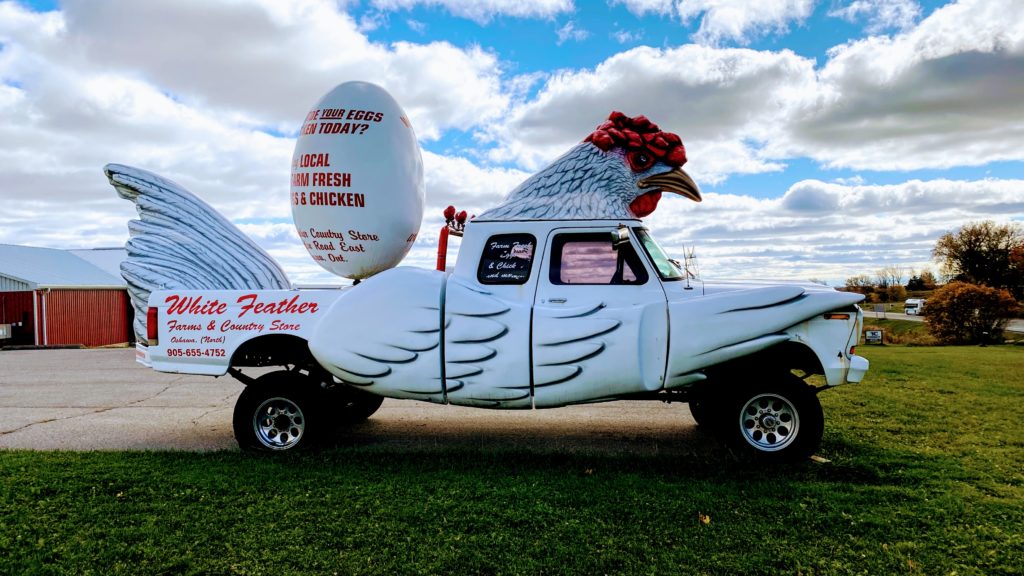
[480,112,701,221]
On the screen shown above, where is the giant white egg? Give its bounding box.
[291,81,424,279]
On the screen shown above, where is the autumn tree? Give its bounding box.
[844,274,874,295]
[933,221,1024,299]
[886,284,907,303]
[924,281,1018,344]
[919,269,938,290]
[906,268,938,291]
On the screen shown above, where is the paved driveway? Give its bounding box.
[0,348,701,454]
[0,349,243,450]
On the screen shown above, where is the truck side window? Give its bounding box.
[550,233,649,285]
[477,233,537,284]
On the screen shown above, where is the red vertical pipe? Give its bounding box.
[436,226,450,272]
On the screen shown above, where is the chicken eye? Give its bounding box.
[627,151,654,172]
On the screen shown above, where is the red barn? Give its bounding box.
[0,245,132,347]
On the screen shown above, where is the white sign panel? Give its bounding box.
[291,82,424,279]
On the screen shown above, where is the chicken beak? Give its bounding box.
[638,167,702,203]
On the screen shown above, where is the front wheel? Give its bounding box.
[724,376,823,462]
[233,371,323,452]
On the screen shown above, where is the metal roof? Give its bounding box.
[0,244,126,289]
[68,248,129,280]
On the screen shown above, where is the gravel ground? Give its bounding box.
[0,348,703,455]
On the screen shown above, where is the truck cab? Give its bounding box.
[444,219,685,408]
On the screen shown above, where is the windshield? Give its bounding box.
[634,228,685,281]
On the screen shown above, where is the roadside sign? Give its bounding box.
[865,329,883,344]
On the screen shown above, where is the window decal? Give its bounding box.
[477,234,536,284]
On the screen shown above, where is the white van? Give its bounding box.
[904,298,926,315]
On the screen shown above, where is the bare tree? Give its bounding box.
[875,265,906,289]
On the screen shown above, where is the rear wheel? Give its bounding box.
[323,386,384,427]
[724,375,823,462]
[233,371,323,452]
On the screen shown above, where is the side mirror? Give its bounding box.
[611,226,631,250]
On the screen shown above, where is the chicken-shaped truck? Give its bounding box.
[107,82,868,461]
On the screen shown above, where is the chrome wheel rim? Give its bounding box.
[739,393,799,452]
[253,397,305,450]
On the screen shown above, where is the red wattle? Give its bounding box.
[629,191,662,218]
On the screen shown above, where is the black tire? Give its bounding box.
[322,386,384,427]
[687,388,730,434]
[723,374,824,462]
[233,371,324,452]
[688,399,713,428]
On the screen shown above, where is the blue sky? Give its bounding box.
[342,0,1018,198]
[1,0,1022,285]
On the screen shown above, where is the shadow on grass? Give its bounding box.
[236,426,956,491]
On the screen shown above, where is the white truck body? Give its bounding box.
[138,218,867,409]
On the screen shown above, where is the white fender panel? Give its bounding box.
[309,267,444,402]
[668,286,861,379]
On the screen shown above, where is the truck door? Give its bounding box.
[444,230,539,409]
[532,228,669,407]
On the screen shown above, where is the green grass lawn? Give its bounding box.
[2,346,1022,575]
[861,317,937,345]
[861,317,1023,345]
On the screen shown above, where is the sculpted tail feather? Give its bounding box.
[105,163,291,342]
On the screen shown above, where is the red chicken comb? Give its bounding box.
[584,111,687,167]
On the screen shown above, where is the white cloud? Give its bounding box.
[26,0,508,140]
[778,178,1024,215]
[612,0,673,17]
[370,0,573,24]
[679,0,816,46]
[555,20,589,45]
[0,0,515,290]
[407,18,428,33]
[493,0,1024,176]
[779,0,1024,170]
[422,150,531,215]
[614,0,815,45]
[0,0,510,251]
[611,28,643,44]
[358,10,389,32]
[828,0,921,34]
[486,44,815,182]
[644,177,1024,283]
